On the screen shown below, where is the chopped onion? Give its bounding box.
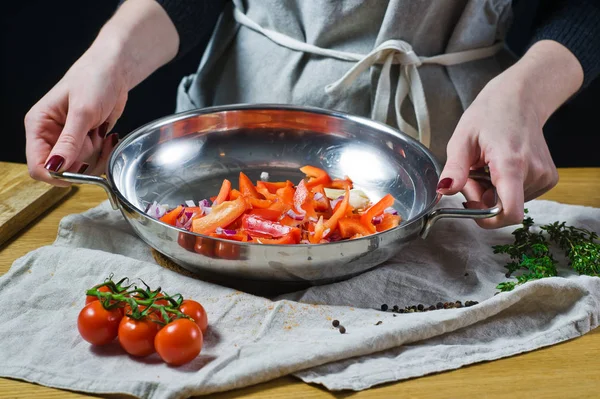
[199,199,212,215]
[330,196,344,209]
[185,200,196,207]
[300,239,311,244]
[287,209,305,221]
[313,192,324,201]
[308,216,318,223]
[147,201,168,219]
[384,207,398,215]
[322,228,331,238]
[215,227,238,236]
[260,171,269,181]
[372,215,383,225]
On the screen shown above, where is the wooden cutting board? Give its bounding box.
[0,162,71,246]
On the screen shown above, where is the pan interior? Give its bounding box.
[109,108,440,223]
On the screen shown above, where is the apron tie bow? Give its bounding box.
[325,39,429,146]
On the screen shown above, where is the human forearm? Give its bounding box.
[91,0,180,90]
[501,40,584,124]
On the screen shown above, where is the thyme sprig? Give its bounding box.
[494,210,599,292]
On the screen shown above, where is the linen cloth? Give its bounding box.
[0,197,598,398]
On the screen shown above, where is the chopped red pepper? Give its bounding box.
[239,172,264,199]
[360,194,395,233]
[159,205,183,226]
[338,218,372,238]
[192,197,248,235]
[324,187,349,234]
[300,165,331,188]
[213,179,231,205]
[242,214,292,238]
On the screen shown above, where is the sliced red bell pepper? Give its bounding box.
[251,228,301,244]
[249,208,283,221]
[229,189,242,200]
[292,179,317,220]
[210,230,248,242]
[300,165,331,188]
[256,185,278,201]
[329,177,353,190]
[338,217,372,238]
[191,197,248,235]
[242,214,292,238]
[309,216,325,244]
[213,179,231,205]
[239,172,264,199]
[311,184,331,212]
[248,196,273,209]
[257,181,291,194]
[276,185,295,207]
[323,187,349,235]
[360,194,395,233]
[376,213,402,232]
[159,205,184,226]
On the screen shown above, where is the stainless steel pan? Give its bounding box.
[51,105,501,285]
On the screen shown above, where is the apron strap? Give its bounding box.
[233,7,504,148]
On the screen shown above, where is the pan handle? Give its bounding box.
[420,170,502,238]
[49,171,119,210]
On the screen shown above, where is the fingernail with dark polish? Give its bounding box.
[78,163,90,174]
[437,177,453,191]
[109,133,119,146]
[44,155,64,172]
[99,122,109,138]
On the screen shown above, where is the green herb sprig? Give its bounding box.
[494,210,599,292]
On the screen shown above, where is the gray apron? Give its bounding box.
[176,0,513,163]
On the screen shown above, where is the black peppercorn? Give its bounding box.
[399,309,405,313]
[411,305,417,311]
[381,304,389,311]
[393,305,399,312]
[417,304,424,311]
[455,301,463,308]
[332,320,340,327]
[393,314,397,317]
[375,321,382,326]
[428,305,436,311]
[436,302,443,309]
[339,326,346,334]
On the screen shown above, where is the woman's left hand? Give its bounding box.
[437,40,584,228]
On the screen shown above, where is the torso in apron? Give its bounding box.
[176,0,513,163]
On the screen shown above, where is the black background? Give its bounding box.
[1,1,598,167]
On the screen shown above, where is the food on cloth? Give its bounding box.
[145,165,402,244]
[78,276,208,366]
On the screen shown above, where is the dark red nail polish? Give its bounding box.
[44,155,64,172]
[77,163,90,174]
[109,133,119,146]
[437,177,453,191]
[99,122,109,138]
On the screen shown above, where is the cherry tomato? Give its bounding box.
[118,315,161,357]
[77,301,122,345]
[155,318,203,366]
[85,285,112,305]
[179,300,208,333]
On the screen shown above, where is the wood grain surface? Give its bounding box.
[0,162,71,246]
[1,164,599,399]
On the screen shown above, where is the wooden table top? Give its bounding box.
[1,164,599,399]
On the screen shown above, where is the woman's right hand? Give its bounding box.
[24,0,180,186]
[25,42,128,186]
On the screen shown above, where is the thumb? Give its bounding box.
[437,131,478,195]
[43,105,96,173]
